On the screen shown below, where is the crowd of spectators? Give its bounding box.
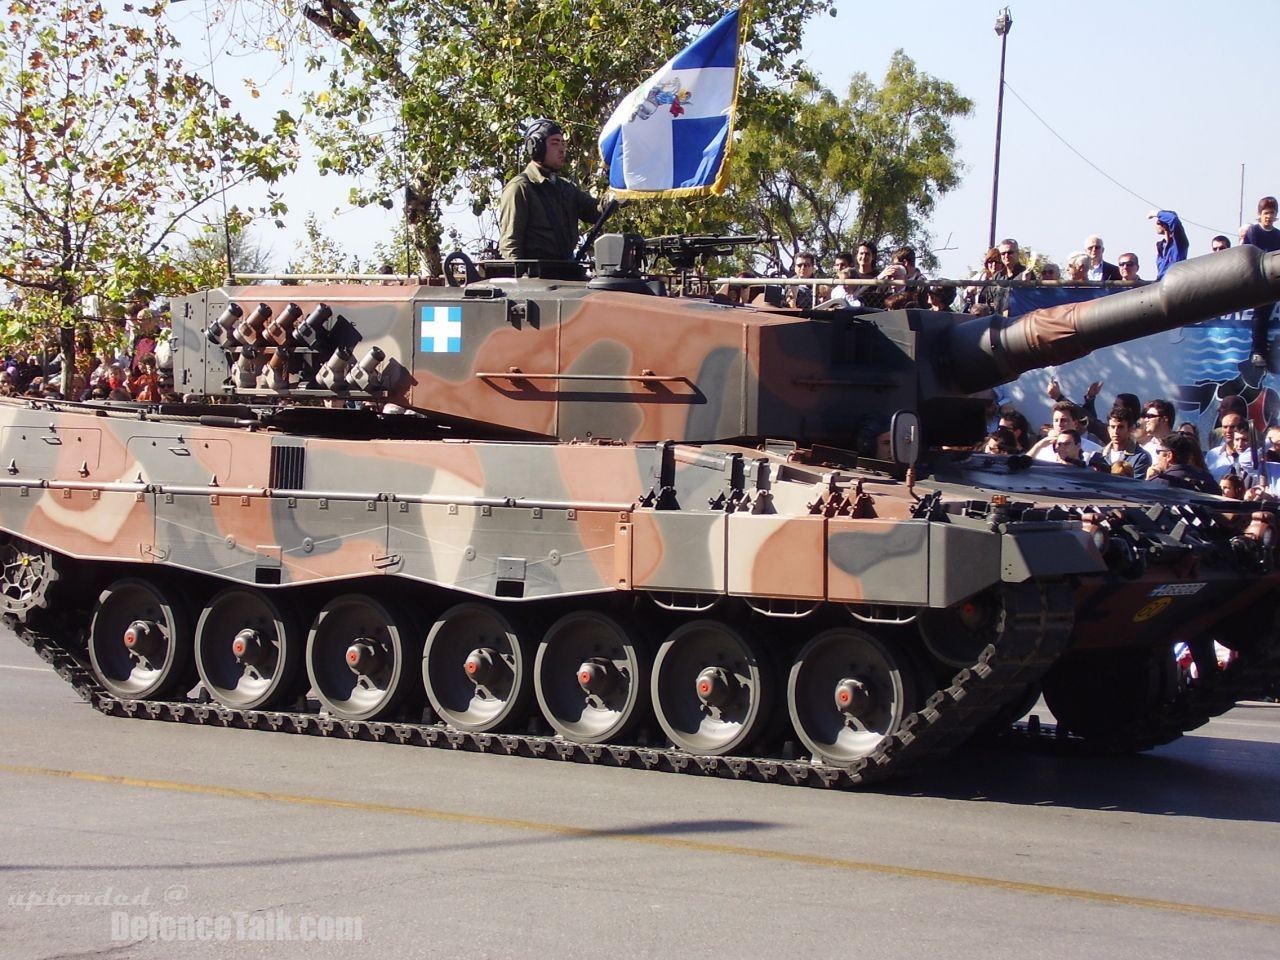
[961,198,1280,500]
[979,382,1280,504]
[978,380,1275,689]
[777,196,1278,327]
[0,295,172,403]
[792,227,1156,315]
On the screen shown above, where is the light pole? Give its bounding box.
[988,7,1013,251]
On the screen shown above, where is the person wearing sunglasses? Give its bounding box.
[995,238,1033,280]
[997,408,1032,453]
[962,246,1002,316]
[787,252,820,309]
[1139,398,1176,461]
[1117,253,1143,283]
[990,238,1034,315]
[1146,434,1221,494]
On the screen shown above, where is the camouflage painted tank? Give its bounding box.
[4,242,1280,787]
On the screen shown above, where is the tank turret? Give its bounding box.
[171,244,1280,454]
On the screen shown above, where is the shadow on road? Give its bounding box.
[0,817,779,875]
[882,733,1280,823]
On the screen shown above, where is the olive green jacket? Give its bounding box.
[498,162,600,263]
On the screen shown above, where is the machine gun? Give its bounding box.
[642,234,779,271]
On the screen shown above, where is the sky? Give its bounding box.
[800,1,1280,279]
[170,1,1280,281]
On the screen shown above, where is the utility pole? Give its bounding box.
[988,7,1013,250]
[1239,163,1246,230]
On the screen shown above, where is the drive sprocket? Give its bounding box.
[0,537,61,619]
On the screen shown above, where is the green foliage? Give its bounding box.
[1021,246,1054,276]
[840,52,972,265]
[0,0,297,369]
[168,217,276,288]
[700,53,972,274]
[369,220,434,276]
[299,0,834,271]
[284,212,359,274]
[223,4,967,281]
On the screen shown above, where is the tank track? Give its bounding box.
[11,581,1077,789]
[996,626,1280,756]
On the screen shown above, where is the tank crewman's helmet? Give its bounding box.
[525,118,563,163]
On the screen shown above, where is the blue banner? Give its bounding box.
[1007,285,1116,316]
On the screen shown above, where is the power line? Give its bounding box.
[1002,82,1230,235]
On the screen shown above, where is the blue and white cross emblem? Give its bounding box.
[420,305,462,353]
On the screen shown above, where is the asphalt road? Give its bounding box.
[2,625,1278,960]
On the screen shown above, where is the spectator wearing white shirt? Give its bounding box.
[1206,424,1259,485]
[1028,401,1102,462]
[1098,407,1152,476]
[1139,398,1176,462]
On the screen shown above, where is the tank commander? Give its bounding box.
[498,119,602,279]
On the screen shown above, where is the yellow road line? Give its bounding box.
[3,761,1276,927]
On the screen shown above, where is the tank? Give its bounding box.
[3,242,1279,788]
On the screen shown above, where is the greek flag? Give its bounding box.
[598,8,741,198]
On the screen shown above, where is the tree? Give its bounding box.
[284,212,359,275]
[0,0,297,390]
[369,220,433,276]
[841,52,972,263]
[711,53,971,274]
[170,219,276,289]
[297,0,835,273]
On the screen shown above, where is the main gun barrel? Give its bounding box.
[943,246,1280,394]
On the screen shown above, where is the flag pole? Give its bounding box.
[708,5,745,196]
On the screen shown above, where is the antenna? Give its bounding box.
[200,0,233,282]
[402,121,411,278]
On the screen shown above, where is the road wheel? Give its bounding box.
[787,627,918,766]
[423,602,534,732]
[88,577,192,700]
[195,588,304,710]
[651,619,774,755]
[306,594,421,721]
[535,611,651,743]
